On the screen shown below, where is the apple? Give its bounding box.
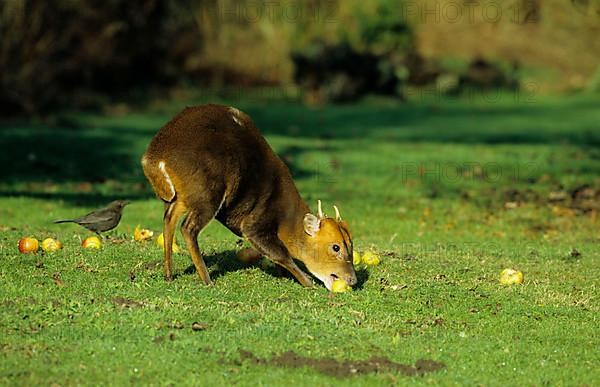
[353,251,362,265]
[41,238,63,252]
[134,225,154,242]
[156,233,181,253]
[361,251,381,266]
[331,279,351,293]
[18,237,39,254]
[499,269,524,285]
[82,236,102,249]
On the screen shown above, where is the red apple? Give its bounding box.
[18,237,39,254]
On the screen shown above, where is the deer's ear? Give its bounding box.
[303,213,320,236]
[339,221,352,239]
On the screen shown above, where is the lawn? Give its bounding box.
[0,93,599,385]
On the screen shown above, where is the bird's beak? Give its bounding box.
[123,200,131,206]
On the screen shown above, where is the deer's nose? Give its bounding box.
[346,272,357,286]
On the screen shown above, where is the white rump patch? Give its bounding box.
[232,115,243,126]
[158,161,176,199]
[229,107,244,127]
[208,195,227,224]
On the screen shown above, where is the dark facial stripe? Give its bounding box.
[339,226,353,260]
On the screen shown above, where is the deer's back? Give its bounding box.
[142,104,286,209]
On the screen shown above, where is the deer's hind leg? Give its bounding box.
[163,200,187,281]
[181,205,220,285]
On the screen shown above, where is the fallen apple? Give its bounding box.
[331,278,351,293]
[156,232,181,253]
[41,238,63,252]
[82,236,102,249]
[353,251,362,266]
[134,225,154,242]
[361,251,381,266]
[499,268,524,285]
[18,237,39,254]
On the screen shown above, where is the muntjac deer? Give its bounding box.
[141,104,356,290]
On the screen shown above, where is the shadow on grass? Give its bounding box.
[0,119,322,203]
[354,267,370,290]
[245,98,600,146]
[182,250,246,279]
[185,250,308,284]
[2,95,598,204]
[0,190,152,206]
[0,120,155,205]
[278,144,334,181]
[179,250,370,290]
[0,126,143,183]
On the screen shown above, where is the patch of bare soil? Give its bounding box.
[111,297,143,309]
[237,350,445,378]
[501,185,599,214]
[142,261,162,270]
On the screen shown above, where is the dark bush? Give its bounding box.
[292,41,398,103]
[459,59,520,90]
[0,0,199,115]
[291,1,415,102]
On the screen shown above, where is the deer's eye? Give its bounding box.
[331,244,340,253]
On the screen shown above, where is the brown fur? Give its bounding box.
[142,104,356,288]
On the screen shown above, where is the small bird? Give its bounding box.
[54,200,130,235]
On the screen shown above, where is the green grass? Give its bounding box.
[1,94,599,385]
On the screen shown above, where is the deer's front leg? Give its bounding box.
[246,233,313,287]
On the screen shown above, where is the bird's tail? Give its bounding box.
[54,219,75,224]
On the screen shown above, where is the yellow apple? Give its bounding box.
[41,238,63,252]
[18,237,39,254]
[156,233,181,253]
[82,236,102,249]
[499,269,524,285]
[134,225,154,241]
[353,251,362,265]
[361,251,381,266]
[331,279,351,293]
